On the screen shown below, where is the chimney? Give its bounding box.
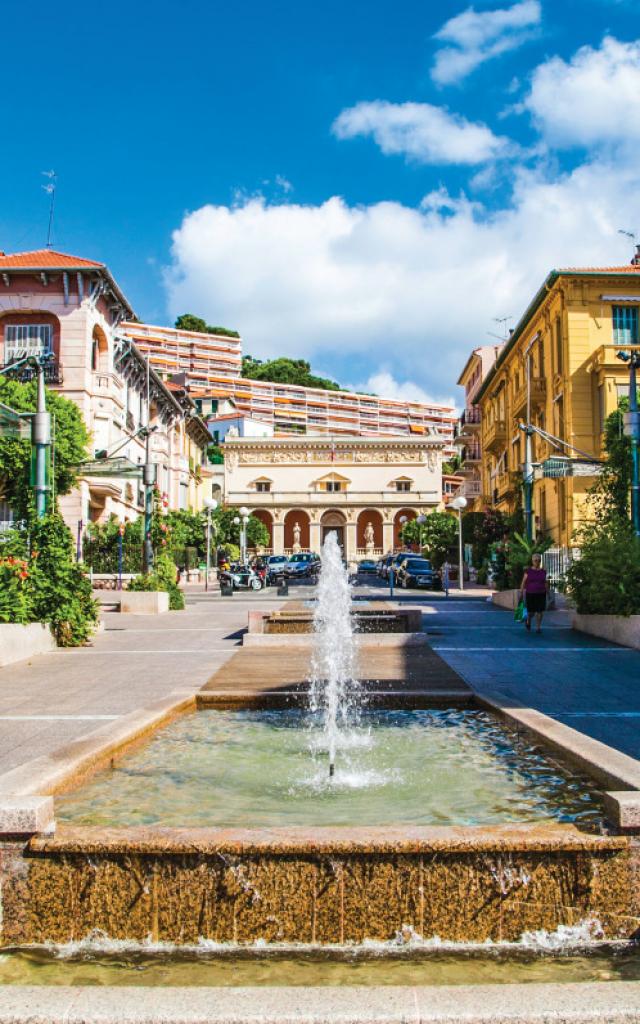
[632,245,640,267]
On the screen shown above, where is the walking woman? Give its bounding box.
[520,554,549,634]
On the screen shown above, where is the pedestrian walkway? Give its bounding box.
[423,595,640,760]
[0,591,263,775]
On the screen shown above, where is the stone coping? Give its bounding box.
[29,822,627,856]
[2,982,640,1023]
[196,689,474,709]
[243,632,428,647]
[0,692,197,831]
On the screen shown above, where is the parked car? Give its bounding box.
[265,554,288,584]
[396,557,435,590]
[284,552,321,579]
[380,552,412,580]
[357,559,378,574]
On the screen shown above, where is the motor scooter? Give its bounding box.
[219,563,263,591]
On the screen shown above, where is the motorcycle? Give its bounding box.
[218,563,264,591]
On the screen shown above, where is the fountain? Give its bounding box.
[1,536,640,994]
[310,532,358,779]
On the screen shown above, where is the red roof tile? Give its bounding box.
[0,249,104,269]
[558,265,640,274]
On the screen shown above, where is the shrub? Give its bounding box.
[566,521,640,616]
[0,554,31,624]
[127,554,185,611]
[27,513,99,646]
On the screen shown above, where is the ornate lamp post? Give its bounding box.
[239,505,250,564]
[203,498,218,591]
[449,495,468,591]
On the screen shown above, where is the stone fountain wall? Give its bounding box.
[1,826,637,947]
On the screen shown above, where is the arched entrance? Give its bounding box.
[320,510,346,553]
[393,508,417,549]
[356,509,383,557]
[251,509,273,553]
[284,509,310,552]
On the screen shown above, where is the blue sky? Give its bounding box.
[1,0,639,404]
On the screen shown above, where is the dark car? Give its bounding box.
[357,559,378,574]
[265,554,288,584]
[284,552,321,579]
[381,552,412,580]
[396,557,435,589]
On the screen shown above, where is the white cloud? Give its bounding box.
[524,36,640,148]
[332,100,509,165]
[432,0,541,85]
[164,157,640,401]
[356,371,456,409]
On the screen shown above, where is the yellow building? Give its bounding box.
[475,259,640,546]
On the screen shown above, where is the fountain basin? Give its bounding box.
[0,703,638,949]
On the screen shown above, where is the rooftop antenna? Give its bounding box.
[618,229,636,243]
[42,171,56,248]
[492,315,513,340]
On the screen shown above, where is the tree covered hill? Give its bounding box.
[241,356,343,392]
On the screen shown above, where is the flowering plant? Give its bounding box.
[0,554,31,623]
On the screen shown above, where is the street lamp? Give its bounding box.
[203,498,218,592]
[616,349,640,536]
[239,506,250,565]
[449,496,468,591]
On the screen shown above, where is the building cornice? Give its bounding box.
[222,435,444,451]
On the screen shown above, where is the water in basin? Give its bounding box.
[1,944,639,987]
[56,707,603,828]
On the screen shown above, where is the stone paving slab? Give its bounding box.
[0,593,272,774]
[2,982,640,1024]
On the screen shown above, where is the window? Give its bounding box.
[4,323,52,362]
[554,316,563,373]
[326,481,342,492]
[395,480,411,492]
[256,481,271,493]
[612,306,639,345]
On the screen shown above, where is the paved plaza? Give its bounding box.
[1,581,640,774]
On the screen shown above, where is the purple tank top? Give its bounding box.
[525,567,547,594]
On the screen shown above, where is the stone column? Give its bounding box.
[345,521,357,563]
[272,519,285,555]
[382,520,394,553]
[309,520,321,554]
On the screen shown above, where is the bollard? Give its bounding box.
[277,583,289,597]
[221,584,234,597]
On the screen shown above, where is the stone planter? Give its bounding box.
[0,623,56,667]
[120,591,169,615]
[572,613,640,650]
[490,589,520,611]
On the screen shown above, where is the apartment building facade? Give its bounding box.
[453,345,502,511]
[123,326,456,448]
[0,250,212,529]
[475,261,640,545]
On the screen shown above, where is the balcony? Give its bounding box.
[2,359,63,385]
[484,419,507,453]
[225,489,439,506]
[459,445,481,473]
[459,406,481,431]
[512,378,546,417]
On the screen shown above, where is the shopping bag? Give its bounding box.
[514,599,526,622]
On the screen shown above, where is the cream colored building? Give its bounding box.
[223,436,444,560]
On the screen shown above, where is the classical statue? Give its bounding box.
[292,521,302,554]
[364,521,375,555]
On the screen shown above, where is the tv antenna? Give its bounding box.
[42,170,57,248]
[618,229,636,242]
